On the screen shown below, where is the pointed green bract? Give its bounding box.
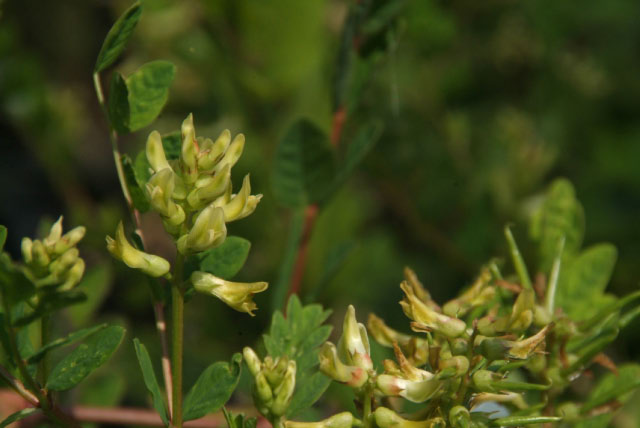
[46,325,125,391]
[133,338,169,427]
[272,119,336,208]
[94,2,142,72]
[126,61,176,131]
[183,353,242,421]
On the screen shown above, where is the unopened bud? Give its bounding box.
[59,259,85,291]
[198,130,231,171]
[374,407,445,428]
[243,347,262,377]
[106,222,170,277]
[187,164,231,209]
[338,305,372,371]
[271,360,296,416]
[220,175,262,222]
[449,406,471,428]
[438,355,469,377]
[32,240,50,268]
[52,226,86,255]
[177,205,227,254]
[319,342,367,388]
[213,133,245,174]
[181,114,198,183]
[49,248,79,277]
[21,237,33,264]
[471,370,497,392]
[285,412,358,428]
[191,271,268,315]
[44,216,64,248]
[146,131,171,173]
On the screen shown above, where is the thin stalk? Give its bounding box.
[362,389,373,428]
[504,225,533,290]
[0,363,40,406]
[39,314,51,384]
[545,237,565,313]
[171,254,186,428]
[154,301,173,418]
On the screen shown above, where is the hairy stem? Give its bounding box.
[171,254,186,428]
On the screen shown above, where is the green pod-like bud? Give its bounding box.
[21,237,33,264]
[106,222,170,277]
[271,360,296,416]
[471,370,496,392]
[191,271,268,316]
[450,338,468,356]
[213,133,245,174]
[243,347,262,377]
[198,130,231,171]
[59,259,85,291]
[177,205,227,254]
[32,240,50,268]
[476,338,510,361]
[52,226,86,256]
[374,407,445,428]
[449,406,471,428]
[318,342,368,388]
[338,305,372,371]
[285,412,358,428]
[254,371,274,405]
[146,131,171,173]
[44,216,64,248]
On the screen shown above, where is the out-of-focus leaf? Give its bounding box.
[0,408,40,428]
[272,119,335,208]
[26,324,108,364]
[133,338,169,426]
[46,325,125,391]
[184,237,251,280]
[13,290,87,327]
[534,179,585,272]
[0,225,6,250]
[333,121,383,189]
[126,61,176,131]
[94,2,142,72]
[76,371,126,407]
[581,364,640,413]
[121,154,150,212]
[223,408,257,428]
[67,265,113,327]
[0,254,35,306]
[557,244,617,320]
[263,295,332,416]
[108,72,130,133]
[305,241,355,303]
[183,353,242,421]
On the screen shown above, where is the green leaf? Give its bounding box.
[305,241,355,303]
[133,338,169,426]
[0,253,35,305]
[0,408,40,428]
[26,324,108,365]
[534,178,585,272]
[582,364,640,413]
[13,290,87,327]
[0,225,6,250]
[223,408,257,428]
[334,121,383,187]
[157,131,182,160]
[46,325,125,391]
[557,244,617,320]
[122,154,150,212]
[183,353,242,421]
[67,265,113,327]
[263,295,332,416]
[108,72,130,133]
[94,2,142,72]
[184,237,251,280]
[271,119,336,208]
[126,60,176,131]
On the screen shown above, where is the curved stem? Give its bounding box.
[171,254,186,428]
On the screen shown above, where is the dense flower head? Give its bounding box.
[21,216,86,290]
[144,114,262,254]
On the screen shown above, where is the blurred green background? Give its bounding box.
[1,0,639,424]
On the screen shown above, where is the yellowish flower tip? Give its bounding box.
[191,271,268,316]
[338,305,372,371]
[285,412,357,428]
[106,222,170,277]
[146,130,171,173]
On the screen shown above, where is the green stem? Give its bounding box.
[362,388,373,428]
[171,254,185,428]
[40,314,51,384]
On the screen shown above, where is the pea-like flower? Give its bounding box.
[106,222,170,278]
[191,271,268,316]
[21,216,86,290]
[374,407,445,428]
[285,412,359,428]
[367,313,429,366]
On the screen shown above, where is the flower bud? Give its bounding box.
[449,406,471,428]
[403,267,439,310]
[401,281,467,339]
[338,305,372,371]
[44,216,64,248]
[471,370,497,392]
[49,248,79,277]
[32,240,50,268]
[146,130,171,173]
[52,226,86,256]
[106,222,170,277]
[376,372,441,403]
[181,114,199,183]
[271,360,296,416]
[254,371,274,405]
[59,259,85,291]
[146,169,186,227]
[191,271,268,316]
[21,237,33,264]
[198,130,231,171]
[177,205,227,254]
[243,347,262,377]
[213,133,245,174]
[470,391,527,410]
[319,342,368,388]
[438,355,469,377]
[187,164,231,209]
[285,412,357,428]
[374,407,445,428]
